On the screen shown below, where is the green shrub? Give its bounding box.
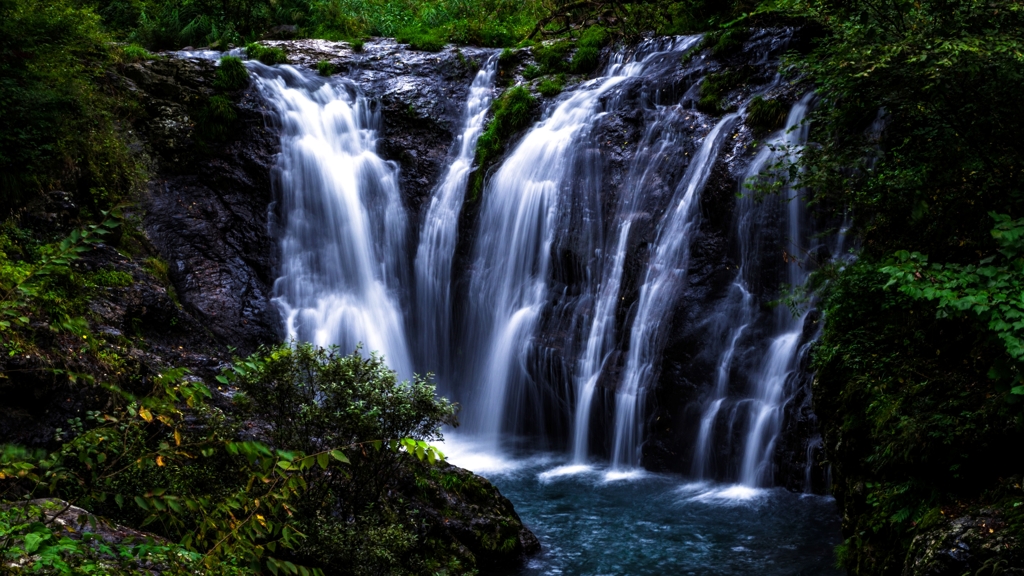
[522,64,542,79]
[119,43,157,62]
[0,0,142,216]
[245,42,288,65]
[570,46,599,73]
[746,96,788,133]
[213,56,249,91]
[316,60,336,76]
[470,85,537,200]
[349,37,365,52]
[570,25,608,73]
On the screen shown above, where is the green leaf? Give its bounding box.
[316,452,329,469]
[329,450,349,464]
[24,531,47,553]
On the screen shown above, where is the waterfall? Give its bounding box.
[463,37,702,449]
[414,55,499,384]
[244,34,830,484]
[252,63,414,378]
[610,108,744,469]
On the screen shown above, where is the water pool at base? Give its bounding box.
[444,438,843,576]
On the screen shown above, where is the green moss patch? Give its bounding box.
[470,85,538,201]
[537,74,565,97]
[746,96,788,133]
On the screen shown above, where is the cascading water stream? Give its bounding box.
[736,93,815,486]
[463,37,702,451]
[611,108,745,470]
[414,55,499,384]
[690,91,800,481]
[251,63,414,378]
[568,38,704,463]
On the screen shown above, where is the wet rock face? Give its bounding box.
[403,460,541,569]
[126,57,281,355]
[905,510,1024,576]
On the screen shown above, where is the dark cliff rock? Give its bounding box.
[401,460,541,570]
[124,57,281,355]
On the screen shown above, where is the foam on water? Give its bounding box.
[602,468,649,483]
[538,464,596,483]
[688,484,767,505]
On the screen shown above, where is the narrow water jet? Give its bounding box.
[414,55,499,384]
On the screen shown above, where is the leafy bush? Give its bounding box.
[230,343,455,571]
[470,85,538,200]
[245,42,288,65]
[213,56,250,91]
[1,342,455,575]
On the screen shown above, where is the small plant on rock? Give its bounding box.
[213,56,249,91]
[316,60,336,76]
[245,42,288,65]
